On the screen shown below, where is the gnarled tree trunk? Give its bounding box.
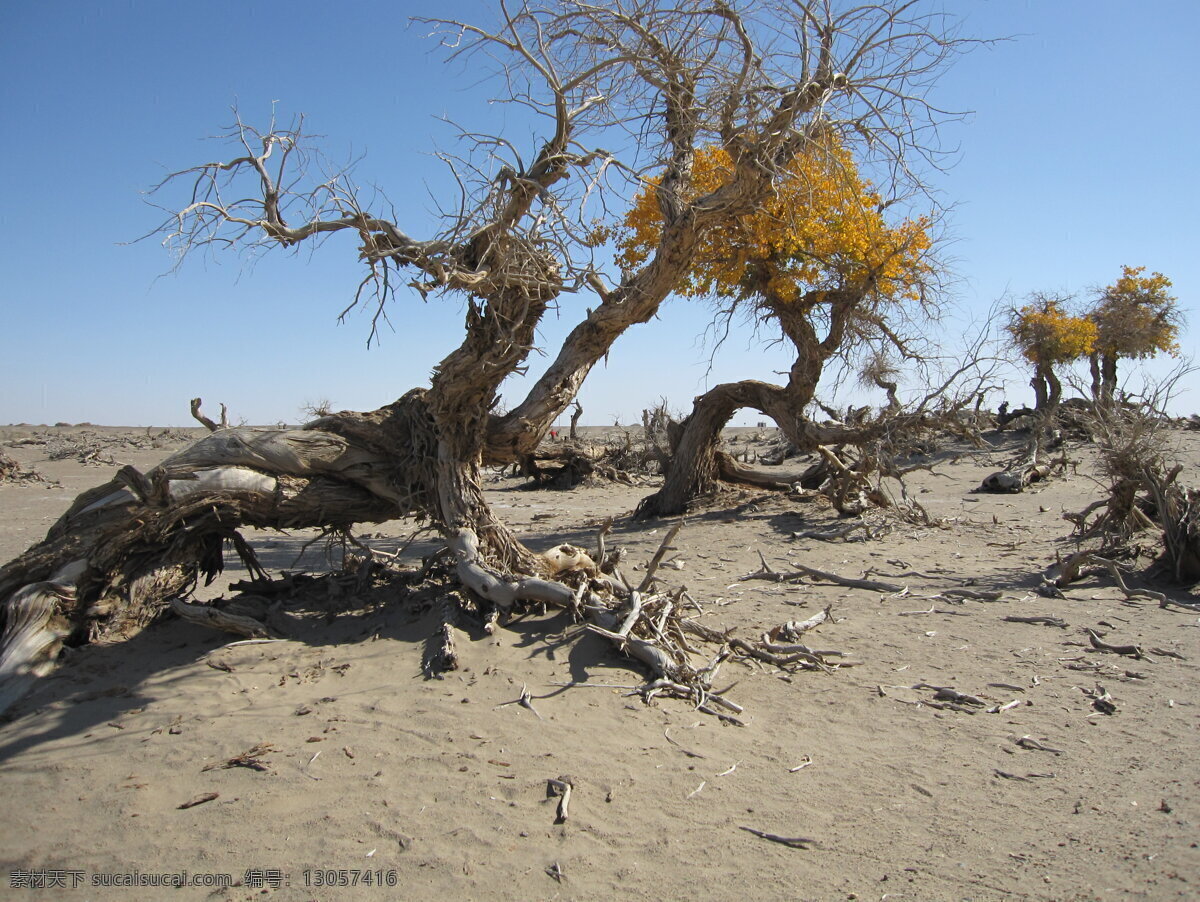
[635,291,853,518]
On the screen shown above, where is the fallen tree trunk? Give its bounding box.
[0,421,410,712]
[714,452,794,492]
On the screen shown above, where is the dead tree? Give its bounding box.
[568,401,583,442]
[189,397,228,432]
[1063,378,1200,582]
[0,1,972,713]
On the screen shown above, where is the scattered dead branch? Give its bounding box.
[177,792,220,810]
[938,587,1003,602]
[1003,615,1067,628]
[742,552,903,594]
[547,777,573,824]
[1086,629,1144,659]
[1016,736,1063,754]
[497,683,544,720]
[1092,556,1168,605]
[638,521,683,592]
[0,451,52,485]
[202,742,276,772]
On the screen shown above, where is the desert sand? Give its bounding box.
[1,424,1197,901]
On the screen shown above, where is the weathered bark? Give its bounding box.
[1089,354,1103,406]
[636,381,782,518]
[1030,363,1062,414]
[1100,353,1118,407]
[1088,351,1119,407]
[483,226,703,463]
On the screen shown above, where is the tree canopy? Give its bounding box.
[1087,266,1182,404]
[1006,294,1096,412]
[1090,266,1181,362]
[616,134,933,317]
[1007,296,1096,368]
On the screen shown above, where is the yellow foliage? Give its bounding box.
[1090,265,1181,359]
[1007,300,1096,366]
[616,135,932,309]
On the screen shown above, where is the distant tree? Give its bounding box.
[1005,294,1096,412]
[1087,266,1182,405]
[299,398,334,420]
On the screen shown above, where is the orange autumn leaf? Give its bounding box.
[616,134,932,310]
[1007,300,1096,367]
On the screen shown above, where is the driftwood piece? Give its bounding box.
[425,595,462,676]
[742,551,902,593]
[451,529,575,612]
[771,605,830,639]
[169,598,272,638]
[547,777,573,824]
[177,792,220,810]
[436,622,459,671]
[1016,736,1064,754]
[1003,615,1068,628]
[938,587,1003,602]
[0,568,79,714]
[1086,629,1144,659]
[1046,550,1094,588]
[189,397,228,432]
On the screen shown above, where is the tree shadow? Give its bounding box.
[0,519,660,762]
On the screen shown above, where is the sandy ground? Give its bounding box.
[1,424,1198,901]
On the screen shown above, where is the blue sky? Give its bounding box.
[1,1,1195,426]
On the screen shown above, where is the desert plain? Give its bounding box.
[0,422,1197,901]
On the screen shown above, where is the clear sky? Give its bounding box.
[1,1,1195,427]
